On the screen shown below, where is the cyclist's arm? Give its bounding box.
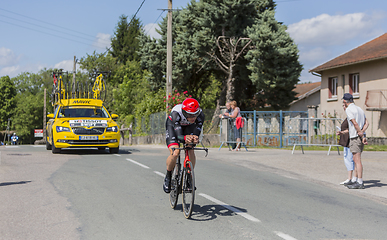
[193,111,205,137]
[169,111,185,143]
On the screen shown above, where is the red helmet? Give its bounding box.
[182,98,200,118]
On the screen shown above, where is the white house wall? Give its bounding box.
[320,59,387,138]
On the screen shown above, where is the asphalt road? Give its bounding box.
[1,145,387,240]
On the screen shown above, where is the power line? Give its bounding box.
[0,19,99,47]
[0,13,102,44]
[104,0,146,54]
[0,7,96,39]
[145,10,166,36]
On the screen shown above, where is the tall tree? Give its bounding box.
[0,76,17,130]
[10,70,54,142]
[139,0,302,113]
[246,9,303,110]
[110,15,143,64]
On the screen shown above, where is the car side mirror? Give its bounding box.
[111,114,118,120]
[47,113,54,119]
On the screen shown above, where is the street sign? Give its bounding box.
[34,129,43,138]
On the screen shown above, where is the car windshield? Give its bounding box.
[58,107,109,118]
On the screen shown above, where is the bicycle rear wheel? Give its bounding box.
[182,161,195,219]
[169,162,180,209]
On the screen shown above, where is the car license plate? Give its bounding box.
[79,136,98,140]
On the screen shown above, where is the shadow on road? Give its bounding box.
[175,204,248,221]
[0,181,32,187]
[55,148,140,155]
[364,180,387,189]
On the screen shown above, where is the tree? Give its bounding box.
[138,33,167,91]
[140,0,298,125]
[78,51,117,84]
[12,91,44,143]
[246,9,303,110]
[110,15,143,64]
[0,76,17,130]
[112,60,165,129]
[9,70,55,143]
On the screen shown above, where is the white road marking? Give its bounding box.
[114,154,121,157]
[274,231,298,240]
[5,146,19,148]
[127,159,296,240]
[199,193,261,222]
[126,158,150,169]
[153,171,165,177]
[32,145,45,147]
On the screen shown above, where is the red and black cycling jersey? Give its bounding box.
[165,104,205,147]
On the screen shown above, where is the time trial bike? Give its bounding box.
[169,144,208,219]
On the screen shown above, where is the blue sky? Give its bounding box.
[1,0,386,83]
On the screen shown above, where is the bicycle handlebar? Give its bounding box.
[171,144,208,157]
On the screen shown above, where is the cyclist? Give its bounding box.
[163,98,205,193]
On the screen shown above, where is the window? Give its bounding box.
[349,73,359,96]
[328,77,338,99]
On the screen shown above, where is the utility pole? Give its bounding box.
[73,56,77,88]
[166,0,173,110]
[6,118,10,143]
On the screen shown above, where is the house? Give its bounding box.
[310,33,387,138]
[288,81,321,112]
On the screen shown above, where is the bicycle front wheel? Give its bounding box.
[182,161,195,219]
[169,163,180,209]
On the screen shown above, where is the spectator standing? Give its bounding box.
[342,93,368,189]
[337,103,355,186]
[219,102,233,119]
[224,100,242,151]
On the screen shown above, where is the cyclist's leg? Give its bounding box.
[166,118,180,171]
[164,119,180,193]
[167,144,180,171]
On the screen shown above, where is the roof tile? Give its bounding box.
[310,33,387,73]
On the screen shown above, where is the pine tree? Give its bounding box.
[139,0,302,111]
[110,15,143,64]
[246,9,303,110]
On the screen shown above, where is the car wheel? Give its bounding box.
[46,139,52,150]
[109,147,119,154]
[52,137,61,154]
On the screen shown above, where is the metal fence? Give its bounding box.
[289,117,343,155]
[132,109,215,135]
[219,117,248,150]
[239,111,309,147]
[130,110,343,153]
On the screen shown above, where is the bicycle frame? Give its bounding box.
[169,144,208,218]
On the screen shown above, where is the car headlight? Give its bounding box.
[106,126,118,132]
[56,126,71,132]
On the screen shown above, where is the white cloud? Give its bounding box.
[0,47,21,67]
[54,60,74,72]
[0,65,21,77]
[287,12,383,46]
[93,33,111,50]
[144,23,161,39]
[299,47,330,64]
[0,62,47,78]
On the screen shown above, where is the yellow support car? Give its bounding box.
[46,98,120,154]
